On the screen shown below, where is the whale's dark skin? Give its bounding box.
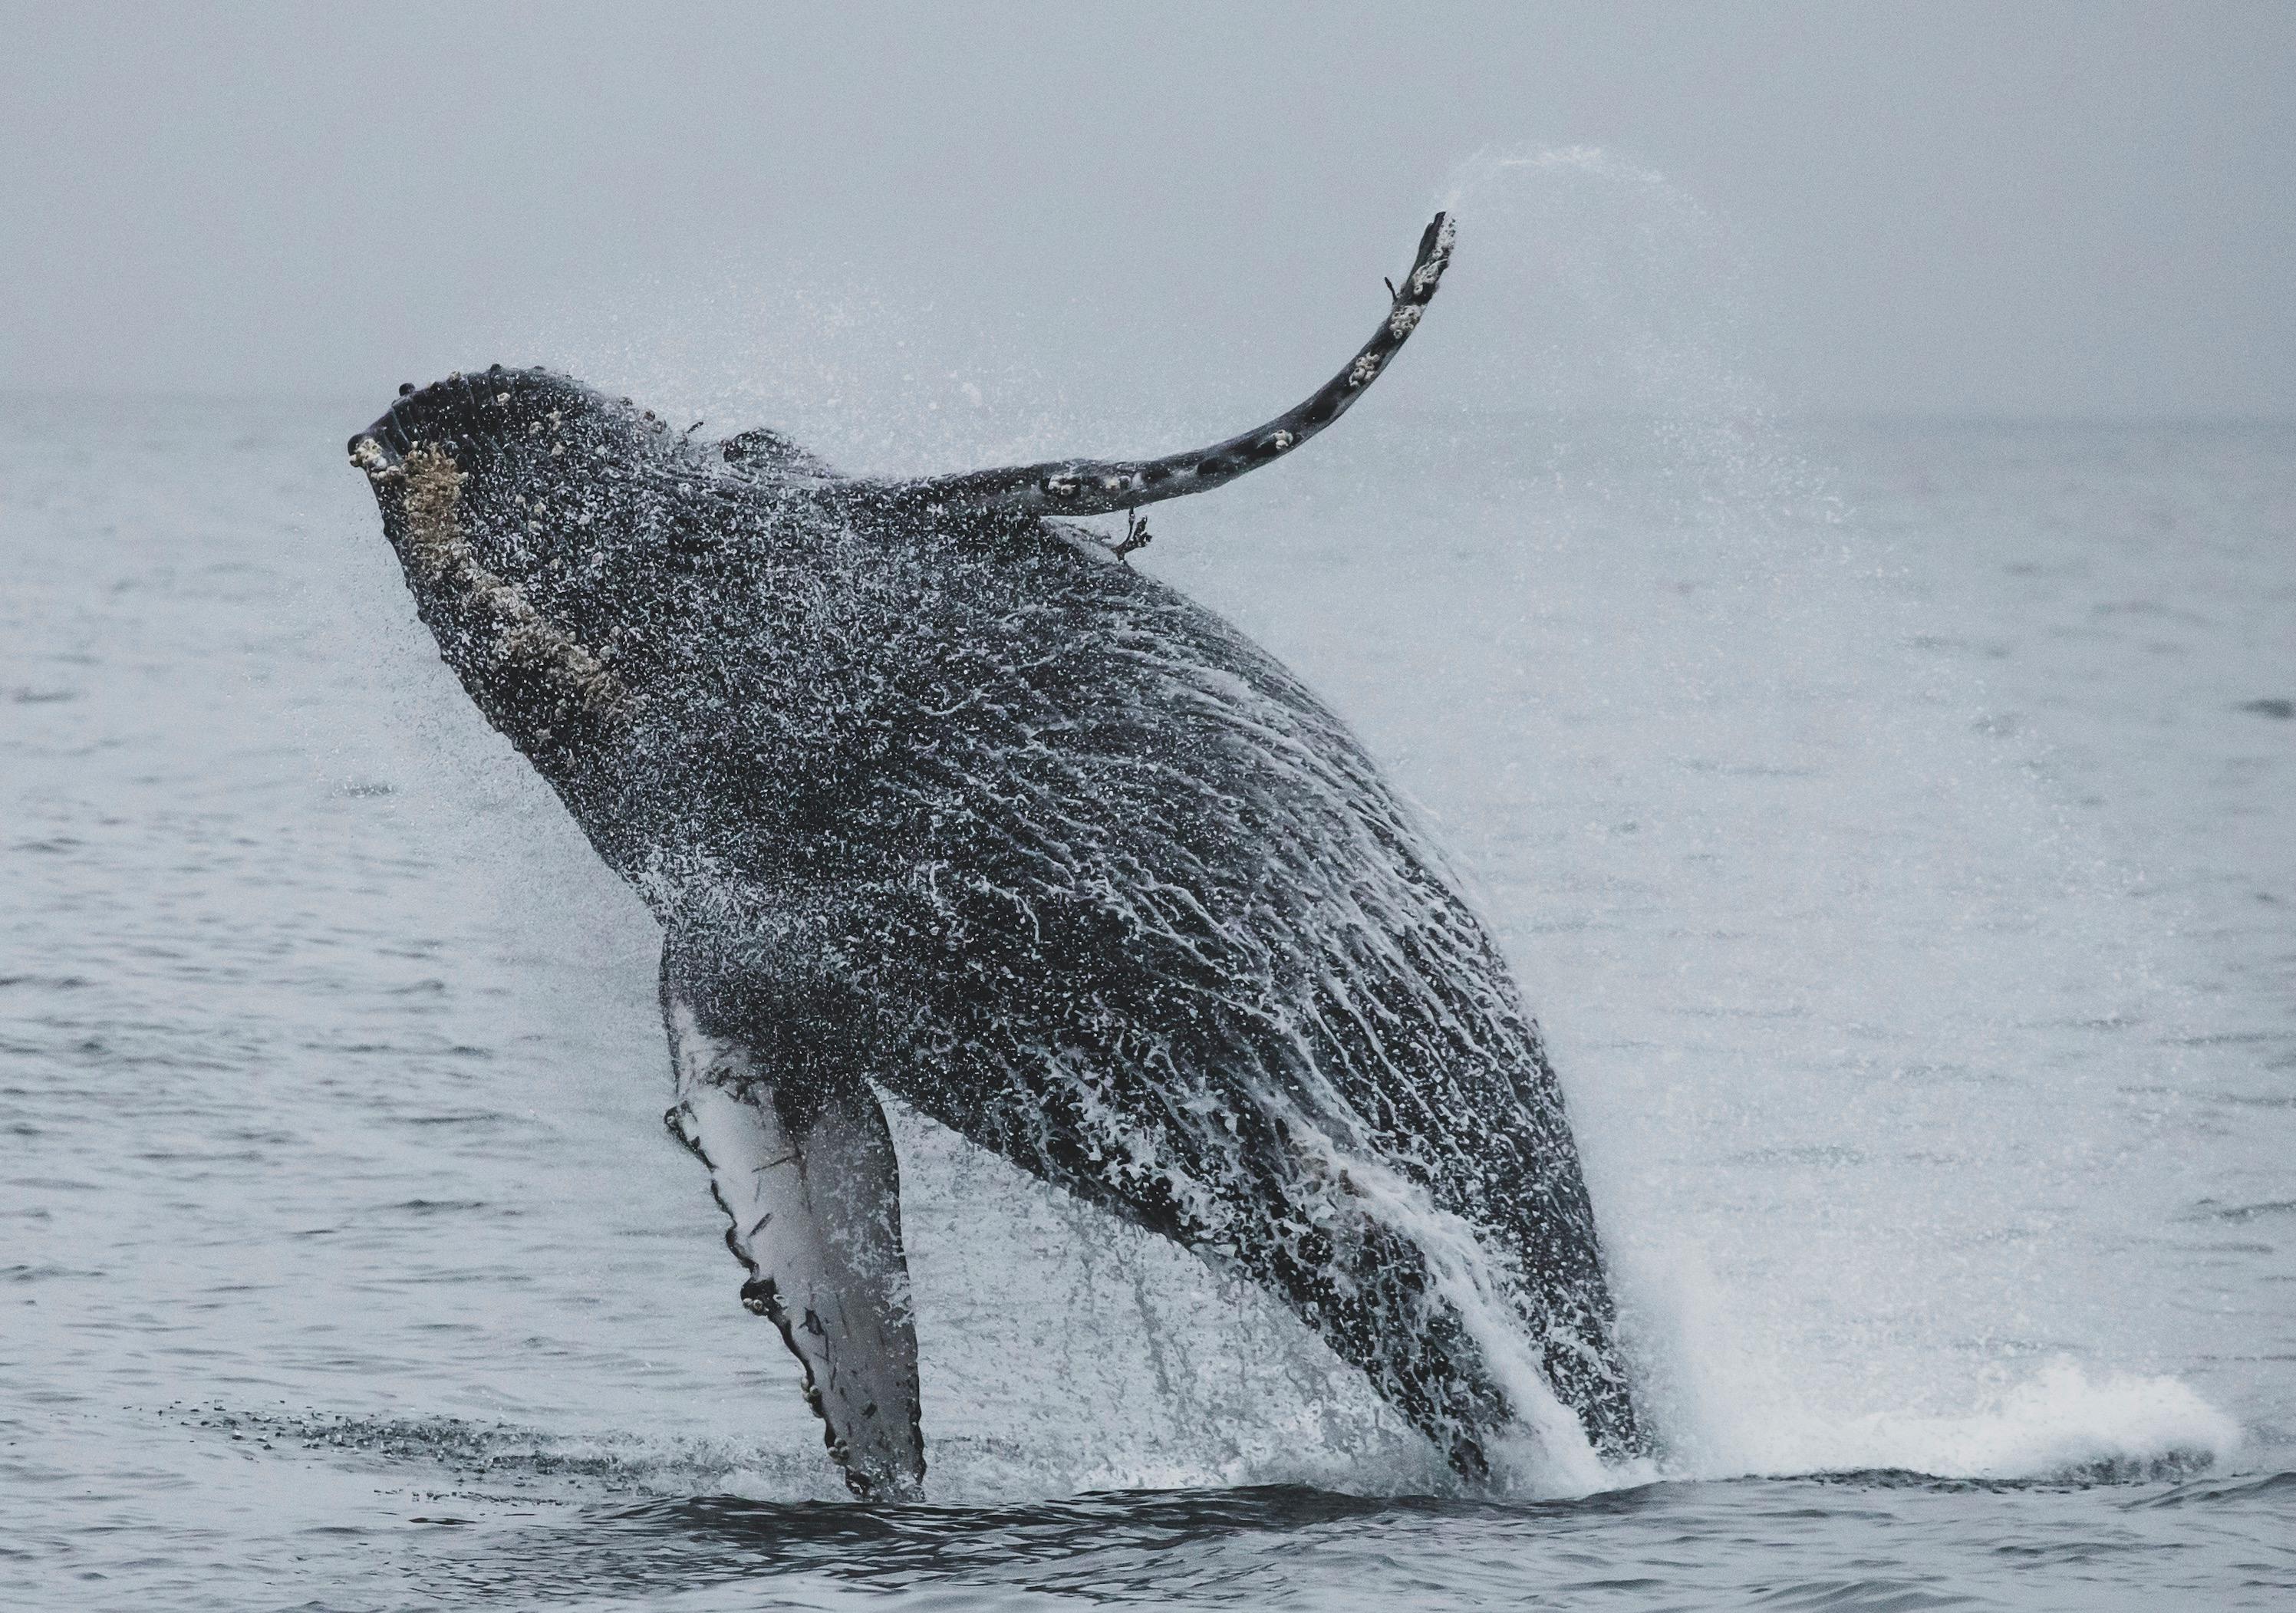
[348,216,1643,1496]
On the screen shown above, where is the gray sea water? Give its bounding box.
[2,389,2289,1609]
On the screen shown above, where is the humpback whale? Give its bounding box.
[348,216,1643,1496]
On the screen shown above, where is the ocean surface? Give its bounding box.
[2,394,2291,1611]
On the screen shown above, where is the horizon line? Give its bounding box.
[0,387,2288,433]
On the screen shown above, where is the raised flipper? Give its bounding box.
[848,212,1456,522]
[660,975,924,1499]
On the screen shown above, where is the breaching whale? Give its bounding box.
[348,216,1643,1496]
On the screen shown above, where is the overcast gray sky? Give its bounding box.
[2,1,2289,418]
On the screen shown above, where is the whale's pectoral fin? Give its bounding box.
[851,212,1456,525]
[660,983,924,1499]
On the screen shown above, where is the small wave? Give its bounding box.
[1681,1360,2242,1486]
[167,1405,845,1502]
[2186,1199,2296,1225]
[2127,1468,2296,1509]
[1747,1580,1968,1612]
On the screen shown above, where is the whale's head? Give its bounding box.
[346,367,693,602]
[345,368,708,760]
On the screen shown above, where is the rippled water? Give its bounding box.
[2,397,2291,1609]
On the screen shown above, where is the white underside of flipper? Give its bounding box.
[663,994,925,1498]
